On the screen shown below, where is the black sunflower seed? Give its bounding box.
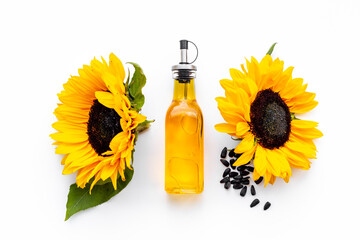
[233,175,243,180]
[221,147,227,158]
[220,177,230,183]
[233,184,243,189]
[230,179,240,184]
[250,199,260,208]
[229,159,236,169]
[246,166,254,172]
[224,181,231,189]
[223,168,231,177]
[220,159,230,167]
[264,202,271,210]
[237,166,246,172]
[234,153,241,158]
[255,176,263,185]
[229,172,239,178]
[241,171,250,176]
[250,185,256,196]
[229,149,235,157]
[240,186,247,197]
[240,179,250,185]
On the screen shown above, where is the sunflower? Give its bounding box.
[215,54,322,186]
[50,53,146,192]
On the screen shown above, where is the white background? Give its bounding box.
[1,0,359,239]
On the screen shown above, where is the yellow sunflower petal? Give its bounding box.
[281,147,311,170]
[285,138,316,159]
[119,168,126,181]
[288,91,315,107]
[248,57,261,87]
[234,133,254,153]
[219,79,234,90]
[225,87,242,106]
[109,131,129,152]
[264,171,272,187]
[290,100,318,113]
[291,119,319,128]
[76,162,99,181]
[236,122,250,137]
[215,123,237,134]
[60,155,68,165]
[109,53,126,82]
[89,172,101,194]
[217,106,245,125]
[291,126,323,139]
[102,71,126,95]
[55,141,88,155]
[132,113,147,124]
[110,170,118,190]
[269,174,276,185]
[230,69,258,98]
[280,78,304,100]
[52,121,87,133]
[272,66,294,93]
[265,148,291,177]
[253,145,267,176]
[229,68,245,80]
[216,97,239,113]
[50,132,88,143]
[64,145,96,166]
[233,144,256,166]
[95,91,115,109]
[252,168,261,181]
[100,164,117,181]
[125,152,132,169]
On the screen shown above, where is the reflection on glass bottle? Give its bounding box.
[165,40,204,194]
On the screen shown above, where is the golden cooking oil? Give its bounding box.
[165,40,204,194]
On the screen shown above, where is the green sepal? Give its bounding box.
[65,167,134,221]
[136,119,154,133]
[127,62,146,112]
[231,137,242,141]
[291,112,299,120]
[266,42,277,56]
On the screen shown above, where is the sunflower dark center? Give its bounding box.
[250,89,291,149]
[87,100,122,155]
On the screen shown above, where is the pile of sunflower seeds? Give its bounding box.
[220,147,271,211]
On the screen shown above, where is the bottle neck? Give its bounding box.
[173,79,196,100]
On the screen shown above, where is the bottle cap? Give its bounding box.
[172,40,198,71]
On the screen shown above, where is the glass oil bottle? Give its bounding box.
[165,40,204,194]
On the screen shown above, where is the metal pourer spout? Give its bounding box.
[180,40,189,64]
[172,40,198,81]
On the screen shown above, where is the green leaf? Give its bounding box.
[94,178,112,186]
[127,62,146,111]
[136,119,154,133]
[65,167,134,221]
[266,42,277,56]
[132,94,145,112]
[125,68,130,93]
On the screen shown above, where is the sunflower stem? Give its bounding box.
[266,43,277,56]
